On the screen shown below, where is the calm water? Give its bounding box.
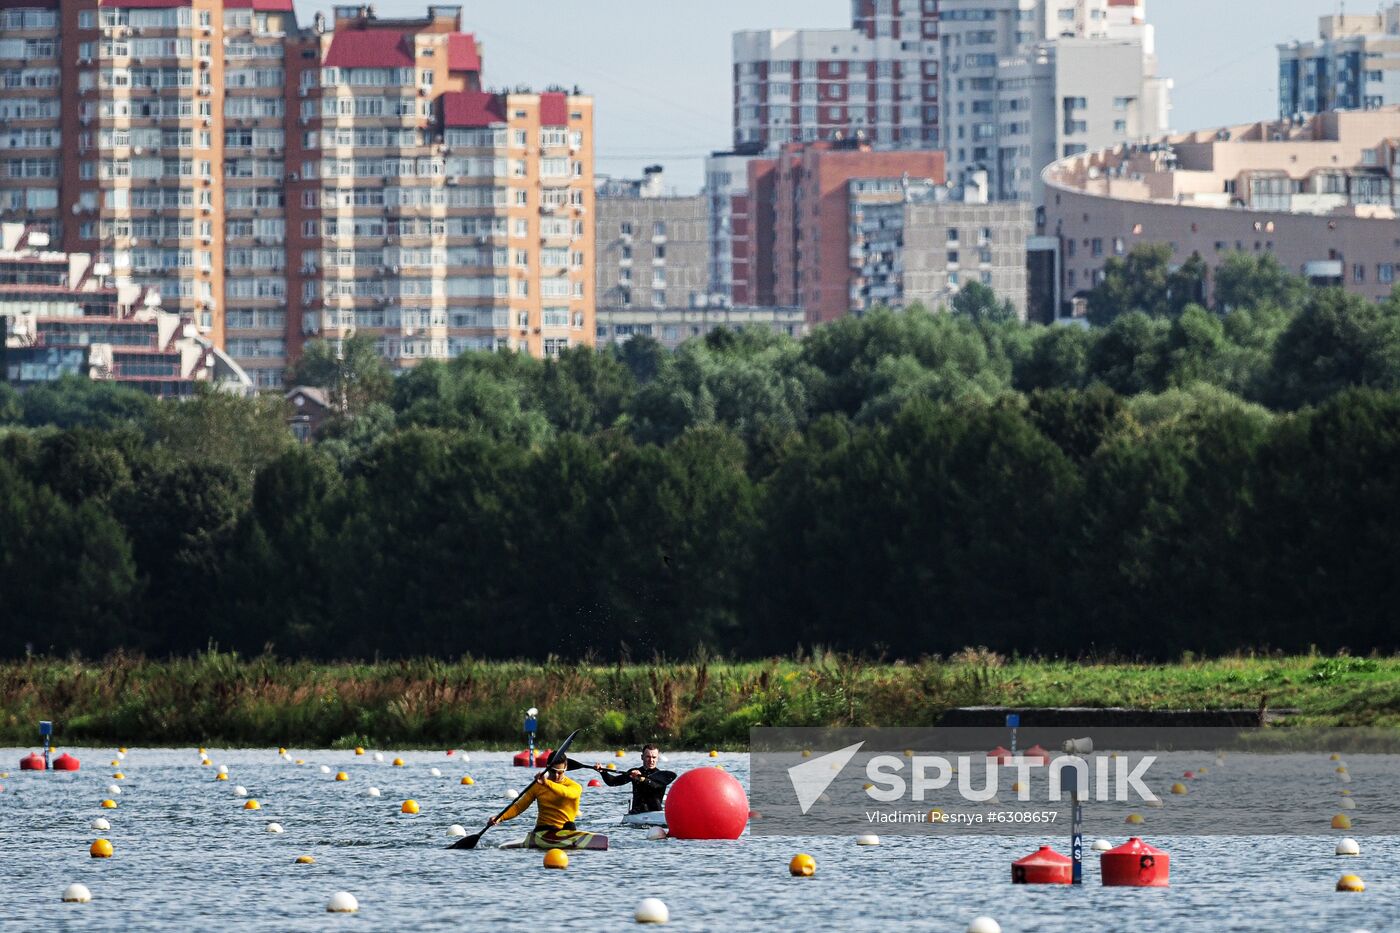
[1,747,1395,931]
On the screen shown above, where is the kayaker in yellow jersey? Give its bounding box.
[488,758,582,831]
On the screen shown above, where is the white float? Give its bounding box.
[267,822,284,834]
[234,786,248,797]
[1336,838,1361,856]
[106,785,121,795]
[90,818,110,831]
[367,787,381,797]
[635,898,669,924]
[430,768,442,777]
[61,883,92,903]
[217,765,228,775]
[1091,839,1113,852]
[967,919,1001,933]
[645,826,667,840]
[855,834,880,846]
[448,824,467,838]
[320,765,331,774]
[373,753,384,762]
[326,892,359,913]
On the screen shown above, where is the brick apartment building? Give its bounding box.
[738,139,944,324]
[0,1,594,389]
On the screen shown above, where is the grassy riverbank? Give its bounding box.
[3,652,1398,749]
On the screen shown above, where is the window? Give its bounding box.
[1380,263,1394,285]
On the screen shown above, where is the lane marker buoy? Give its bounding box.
[89,839,113,858]
[448,825,467,838]
[401,799,419,814]
[1331,814,1352,829]
[326,892,359,913]
[62,883,92,903]
[244,800,261,810]
[392,758,405,767]
[234,785,248,797]
[100,799,117,809]
[543,849,568,869]
[296,855,315,864]
[788,853,815,877]
[646,826,667,840]
[856,834,880,846]
[1336,838,1360,856]
[635,898,669,924]
[460,776,474,785]
[367,787,381,797]
[430,768,441,777]
[1091,839,1112,852]
[267,822,284,834]
[334,772,348,782]
[90,818,110,831]
[967,919,1001,933]
[1336,874,1365,893]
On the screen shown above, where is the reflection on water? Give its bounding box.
[0,748,1396,931]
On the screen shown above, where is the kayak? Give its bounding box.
[499,828,609,851]
[620,811,667,828]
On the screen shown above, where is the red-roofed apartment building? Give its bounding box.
[0,1,593,388]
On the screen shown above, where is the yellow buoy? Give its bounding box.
[244,800,261,811]
[118,747,128,754]
[113,773,124,780]
[708,750,718,758]
[201,759,212,766]
[1336,765,1348,774]
[295,759,305,765]
[1331,813,1352,829]
[1330,753,1341,761]
[788,853,816,877]
[215,773,229,782]
[354,747,365,756]
[801,750,812,758]
[615,750,627,757]
[460,776,474,785]
[392,757,405,767]
[1125,813,1144,825]
[295,855,316,864]
[334,771,349,782]
[1170,782,1188,795]
[278,747,287,755]
[198,747,206,754]
[1336,873,1365,892]
[1340,789,1352,796]
[607,764,616,770]
[401,799,420,814]
[110,760,120,766]
[543,848,569,870]
[100,799,117,809]
[903,749,914,758]
[89,839,113,858]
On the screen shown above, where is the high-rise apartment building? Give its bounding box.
[1279,4,1400,119]
[594,165,709,343]
[741,139,945,324]
[0,1,594,390]
[732,0,1169,202]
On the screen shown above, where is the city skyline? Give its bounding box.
[296,0,1350,192]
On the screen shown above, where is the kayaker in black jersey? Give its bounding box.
[592,744,676,814]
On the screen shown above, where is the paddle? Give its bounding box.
[450,728,581,850]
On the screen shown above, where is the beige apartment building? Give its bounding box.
[0,1,594,390]
[1043,108,1400,313]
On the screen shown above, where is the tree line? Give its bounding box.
[1,248,1398,661]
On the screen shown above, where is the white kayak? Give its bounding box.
[620,811,668,828]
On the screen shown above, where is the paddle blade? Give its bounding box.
[449,830,485,850]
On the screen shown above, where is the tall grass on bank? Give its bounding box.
[3,651,1399,749]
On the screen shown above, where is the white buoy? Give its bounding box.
[217,765,228,775]
[267,822,284,834]
[1339,798,1356,810]
[373,753,384,762]
[116,751,125,760]
[281,753,292,761]
[503,788,518,799]
[448,824,467,838]
[430,768,442,777]
[646,826,667,840]
[61,883,92,903]
[1091,839,1113,852]
[326,892,359,913]
[1336,838,1361,856]
[106,784,121,795]
[1339,772,1352,784]
[459,753,471,763]
[367,787,381,797]
[967,918,1001,933]
[234,785,248,797]
[855,834,880,846]
[90,818,110,831]
[320,765,331,774]
[634,898,669,924]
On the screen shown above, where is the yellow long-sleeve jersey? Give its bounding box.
[499,774,581,828]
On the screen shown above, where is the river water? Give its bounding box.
[0,747,1394,931]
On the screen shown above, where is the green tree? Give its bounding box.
[286,334,392,414]
[1086,311,1170,395]
[145,386,293,484]
[1015,325,1093,391]
[1213,251,1308,312]
[1085,245,1206,325]
[950,281,1016,324]
[1268,290,1400,409]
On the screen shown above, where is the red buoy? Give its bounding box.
[1101,837,1170,887]
[587,778,602,787]
[19,753,45,771]
[512,749,552,767]
[52,753,80,771]
[664,768,749,840]
[1183,770,1195,779]
[1023,744,1050,765]
[987,745,1013,763]
[1012,845,1072,884]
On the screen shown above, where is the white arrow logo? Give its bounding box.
[787,742,865,815]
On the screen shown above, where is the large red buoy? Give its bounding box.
[1101,837,1170,887]
[512,749,552,767]
[664,768,749,840]
[1022,744,1050,765]
[1012,845,1072,884]
[987,746,1012,764]
[52,753,81,771]
[587,778,602,787]
[19,753,46,771]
